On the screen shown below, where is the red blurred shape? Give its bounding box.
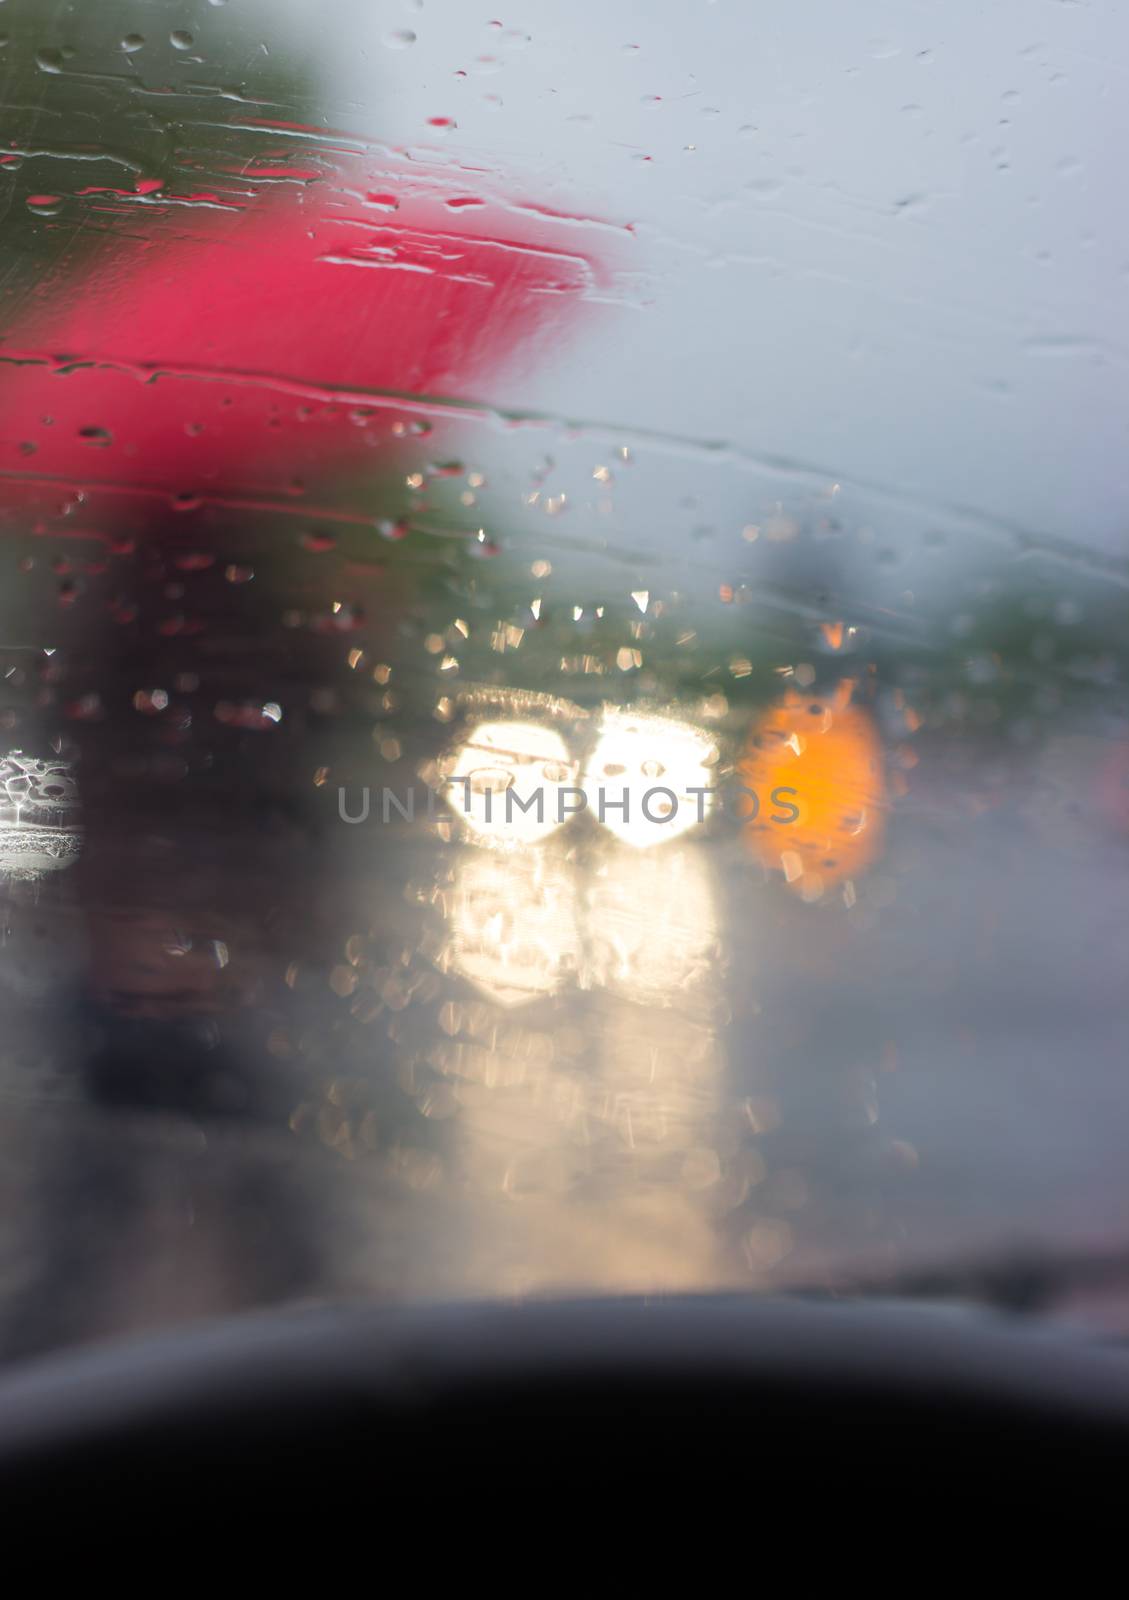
[0,158,624,508]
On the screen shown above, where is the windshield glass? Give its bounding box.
[1,0,1127,1360]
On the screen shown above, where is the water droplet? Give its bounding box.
[385,29,417,50]
[121,33,144,52]
[27,195,62,216]
[170,30,194,51]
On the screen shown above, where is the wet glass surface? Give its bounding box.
[0,0,1127,1361]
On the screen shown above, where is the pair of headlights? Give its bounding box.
[439,709,723,849]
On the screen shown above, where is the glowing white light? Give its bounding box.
[442,719,577,845]
[582,710,719,848]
